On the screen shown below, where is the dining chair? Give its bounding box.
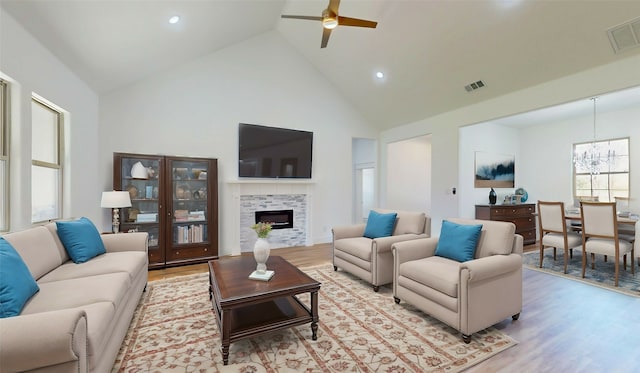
[537,201,582,273]
[614,197,635,242]
[570,196,599,233]
[580,202,634,287]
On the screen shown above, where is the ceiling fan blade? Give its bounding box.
[321,27,332,48]
[328,0,341,14]
[281,15,323,21]
[338,16,377,28]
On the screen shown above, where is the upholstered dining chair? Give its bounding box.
[570,196,599,233]
[614,196,635,242]
[537,201,582,274]
[580,201,634,287]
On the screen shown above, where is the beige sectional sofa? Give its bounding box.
[0,222,148,373]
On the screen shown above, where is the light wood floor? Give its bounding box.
[149,243,640,372]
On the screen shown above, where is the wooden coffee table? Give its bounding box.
[208,255,320,365]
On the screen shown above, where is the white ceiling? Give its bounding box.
[2,0,640,130]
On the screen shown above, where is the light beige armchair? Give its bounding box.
[392,218,522,343]
[332,209,431,291]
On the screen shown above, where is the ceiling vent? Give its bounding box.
[464,80,485,92]
[607,16,640,53]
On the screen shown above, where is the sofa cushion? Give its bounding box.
[435,220,482,262]
[334,237,374,261]
[364,210,397,239]
[56,217,106,263]
[0,239,40,318]
[2,226,63,280]
[399,256,460,298]
[447,218,516,258]
[38,251,148,284]
[375,209,426,235]
[22,272,130,315]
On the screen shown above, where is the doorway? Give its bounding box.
[353,138,377,223]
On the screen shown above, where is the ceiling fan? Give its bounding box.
[281,0,377,48]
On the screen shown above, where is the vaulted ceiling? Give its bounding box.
[2,0,640,130]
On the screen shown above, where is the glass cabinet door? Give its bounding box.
[115,154,165,266]
[166,157,216,263]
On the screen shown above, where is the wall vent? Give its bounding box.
[607,16,640,53]
[464,80,485,92]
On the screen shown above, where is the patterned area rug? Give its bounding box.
[523,249,640,297]
[112,265,517,372]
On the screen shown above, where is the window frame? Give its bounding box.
[0,79,8,232]
[573,137,630,202]
[31,96,64,223]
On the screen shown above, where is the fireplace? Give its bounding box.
[255,209,294,230]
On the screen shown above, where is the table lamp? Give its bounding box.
[101,191,132,233]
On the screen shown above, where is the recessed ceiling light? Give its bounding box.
[169,15,180,24]
[375,71,384,79]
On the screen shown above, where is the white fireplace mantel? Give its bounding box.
[226,179,315,255]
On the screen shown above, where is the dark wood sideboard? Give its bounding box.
[475,203,537,245]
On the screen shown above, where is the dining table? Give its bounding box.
[564,211,639,226]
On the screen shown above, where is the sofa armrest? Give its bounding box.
[0,309,88,372]
[101,231,148,253]
[461,253,522,283]
[512,234,524,255]
[373,233,428,253]
[392,237,438,264]
[332,224,366,241]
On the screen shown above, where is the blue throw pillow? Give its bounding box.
[435,220,483,262]
[56,217,106,264]
[0,238,40,318]
[363,210,398,239]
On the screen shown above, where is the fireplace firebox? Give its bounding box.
[255,209,294,230]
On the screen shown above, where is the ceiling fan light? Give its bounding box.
[323,18,338,29]
[322,8,338,29]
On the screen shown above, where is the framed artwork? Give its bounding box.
[474,151,515,188]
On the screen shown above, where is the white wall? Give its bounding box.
[0,10,100,232]
[380,54,640,235]
[99,31,378,255]
[385,135,431,213]
[458,123,520,218]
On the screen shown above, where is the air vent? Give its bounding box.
[464,80,485,92]
[607,16,640,53]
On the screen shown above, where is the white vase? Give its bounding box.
[253,237,270,274]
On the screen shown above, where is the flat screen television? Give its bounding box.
[238,123,313,179]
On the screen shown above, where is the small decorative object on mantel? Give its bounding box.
[489,188,497,205]
[249,222,274,281]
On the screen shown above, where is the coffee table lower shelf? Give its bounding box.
[211,295,318,365]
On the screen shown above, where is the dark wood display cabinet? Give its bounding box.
[475,203,537,245]
[113,153,218,268]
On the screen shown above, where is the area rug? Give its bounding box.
[112,265,517,372]
[523,249,640,297]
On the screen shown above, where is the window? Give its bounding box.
[574,138,629,202]
[0,79,8,232]
[31,97,63,223]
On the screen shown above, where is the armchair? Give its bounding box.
[332,209,431,291]
[392,218,522,343]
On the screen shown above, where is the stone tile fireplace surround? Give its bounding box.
[228,180,314,253]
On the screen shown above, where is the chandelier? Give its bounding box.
[573,97,615,175]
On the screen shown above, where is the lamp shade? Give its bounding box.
[101,191,132,208]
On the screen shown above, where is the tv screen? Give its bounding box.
[238,123,313,179]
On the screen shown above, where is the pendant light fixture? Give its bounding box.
[573,97,615,175]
